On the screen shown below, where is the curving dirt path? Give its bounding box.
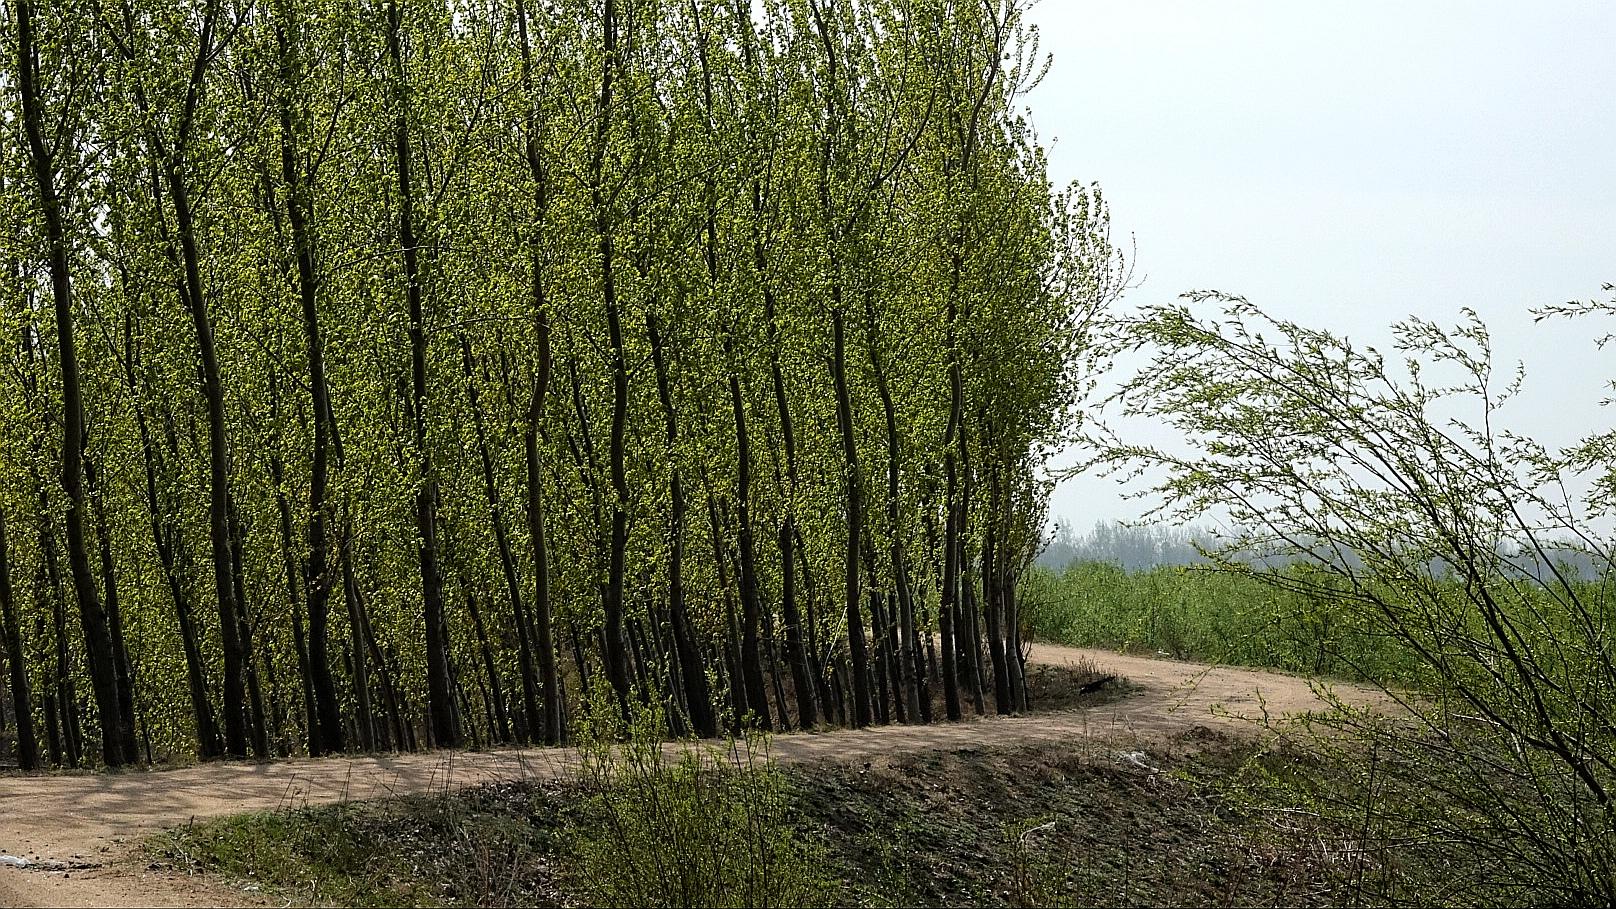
[0,643,1398,908]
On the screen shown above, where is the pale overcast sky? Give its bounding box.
[1026,1,1616,529]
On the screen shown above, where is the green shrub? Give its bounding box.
[569,697,836,908]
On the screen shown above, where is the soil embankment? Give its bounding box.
[0,644,1395,908]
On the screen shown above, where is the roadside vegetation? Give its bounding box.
[144,661,1565,908]
[156,723,1555,908]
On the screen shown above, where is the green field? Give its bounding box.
[1020,561,1432,686]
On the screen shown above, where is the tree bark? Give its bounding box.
[463,587,511,743]
[647,315,717,737]
[274,16,345,757]
[226,494,270,758]
[940,447,963,722]
[15,0,129,765]
[728,345,773,730]
[171,158,249,758]
[458,337,522,745]
[983,460,1011,715]
[592,0,633,716]
[83,453,140,762]
[514,0,563,745]
[1005,568,1028,711]
[38,485,80,768]
[957,424,986,715]
[0,504,39,771]
[867,295,923,722]
[523,362,562,743]
[129,319,220,757]
[385,0,458,749]
[830,303,872,728]
[340,528,377,751]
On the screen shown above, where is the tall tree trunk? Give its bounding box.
[130,0,248,755]
[275,17,345,757]
[0,505,39,771]
[340,529,377,751]
[626,617,653,703]
[795,525,835,722]
[647,315,717,737]
[523,364,562,744]
[591,0,633,717]
[865,575,891,725]
[356,587,406,752]
[735,0,817,733]
[128,320,220,758]
[39,491,80,768]
[830,302,872,728]
[643,603,687,736]
[83,454,140,762]
[982,460,1010,715]
[513,0,561,746]
[885,591,910,723]
[857,540,888,724]
[728,346,772,730]
[957,425,987,715]
[0,236,38,774]
[291,606,318,751]
[269,374,320,754]
[867,296,923,722]
[569,620,592,704]
[38,614,59,763]
[227,495,270,758]
[171,162,248,758]
[458,336,525,746]
[15,0,128,766]
[937,225,970,724]
[940,450,963,722]
[706,493,749,728]
[778,518,815,728]
[385,0,457,749]
[762,606,793,730]
[1005,567,1028,712]
[463,588,511,744]
[759,222,814,729]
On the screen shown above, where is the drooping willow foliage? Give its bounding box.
[0,0,1121,766]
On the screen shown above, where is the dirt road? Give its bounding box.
[0,643,1397,908]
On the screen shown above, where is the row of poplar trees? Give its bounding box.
[0,0,1120,768]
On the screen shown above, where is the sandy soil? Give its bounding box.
[0,643,1397,908]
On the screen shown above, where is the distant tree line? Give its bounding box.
[1040,518,1609,582]
[1037,520,1209,571]
[0,0,1122,768]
